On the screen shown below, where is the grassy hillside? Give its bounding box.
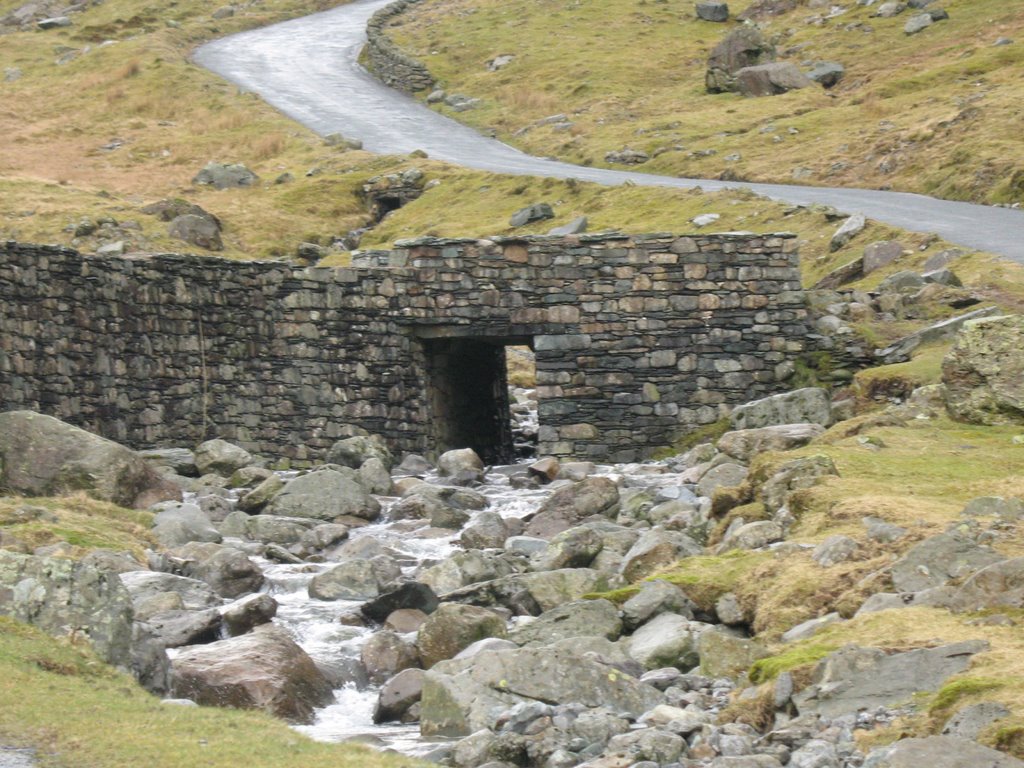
[388,0,1024,204]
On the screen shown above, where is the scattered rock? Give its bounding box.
[605,149,650,165]
[735,62,814,97]
[942,315,1024,425]
[706,27,775,93]
[830,213,866,251]
[807,61,845,88]
[192,162,258,189]
[418,603,508,667]
[695,1,729,22]
[729,388,832,430]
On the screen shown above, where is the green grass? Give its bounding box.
[389,0,1024,205]
[0,617,422,768]
[749,643,838,684]
[0,495,155,559]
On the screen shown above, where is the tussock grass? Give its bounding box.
[0,618,422,768]
[0,494,155,558]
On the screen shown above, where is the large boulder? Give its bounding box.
[508,599,621,646]
[418,550,519,594]
[0,551,134,668]
[948,557,1024,612]
[308,557,400,601]
[119,570,222,612]
[193,438,253,477]
[266,468,381,522]
[706,27,775,93]
[152,502,222,548]
[417,603,508,668]
[530,525,604,571]
[374,667,426,723]
[437,448,485,477]
[735,62,814,96]
[168,214,223,251]
[420,645,664,737]
[170,625,334,722]
[361,630,421,682]
[794,641,989,719]
[524,477,620,538]
[942,315,1024,425]
[619,528,701,582]
[626,613,709,670]
[441,568,620,615]
[730,388,832,431]
[891,533,1003,593]
[0,411,181,509]
[167,542,265,599]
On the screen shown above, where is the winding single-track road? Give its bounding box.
[193,0,1024,262]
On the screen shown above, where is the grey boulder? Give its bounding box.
[266,467,381,522]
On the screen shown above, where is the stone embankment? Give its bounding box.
[364,0,435,93]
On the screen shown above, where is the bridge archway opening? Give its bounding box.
[420,335,535,465]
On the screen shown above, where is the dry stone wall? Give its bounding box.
[364,0,435,93]
[0,233,808,463]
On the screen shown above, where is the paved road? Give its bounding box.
[193,0,1024,262]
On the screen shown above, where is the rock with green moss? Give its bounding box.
[943,315,1024,425]
[698,626,769,678]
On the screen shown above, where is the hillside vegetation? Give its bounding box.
[388,0,1024,204]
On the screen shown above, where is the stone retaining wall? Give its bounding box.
[364,0,435,93]
[0,233,809,463]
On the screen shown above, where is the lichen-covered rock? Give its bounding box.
[170,625,334,722]
[891,533,1003,593]
[942,315,1024,425]
[167,541,265,599]
[308,557,401,601]
[0,411,181,509]
[0,551,134,668]
[864,735,1024,768]
[706,27,775,93]
[508,599,621,646]
[119,570,222,611]
[417,603,508,668]
[735,62,814,96]
[626,613,709,670]
[619,528,701,581]
[192,161,258,189]
[717,424,825,462]
[327,435,393,470]
[730,388,832,431]
[362,630,421,682]
[421,645,664,737]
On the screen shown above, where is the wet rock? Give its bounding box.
[308,557,401,601]
[891,532,1003,593]
[627,613,708,670]
[221,593,278,636]
[418,604,508,668]
[509,599,621,646]
[192,161,258,189]
[168,542,264,599]
[327,434,393,470]
[170,625,334,722]
[793,640,988,719]
[442,568,619,615]
[419,550,519,594]
[730,388,832,431]
[362,630,421,681]
[361,581,440,622]
[358,457,392,495]
[375,667,426,723]
[717,424,825,462]
[942,315,1024,425]
[267,467,381,522]
[461,512,510,550]
[421,645,664,737]
[524,477,620,538]
[0,411,181,509]
[0,551,134,668]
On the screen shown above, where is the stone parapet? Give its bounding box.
[0,232,808,463]
[364,0,435,93]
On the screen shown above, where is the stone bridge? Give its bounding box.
[0,233,808,464]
